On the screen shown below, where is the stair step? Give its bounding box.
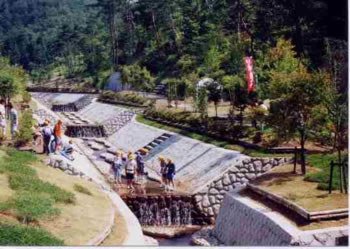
[158,136,169,141]
[154,139,163,144]
[144,146,153,151]
[107,147,118,155]
[149,142,158,147]
[163,133,172,138]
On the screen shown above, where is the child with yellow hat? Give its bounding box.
[111,150,123,185]
[125,153,137,192]
[165,158,176,192]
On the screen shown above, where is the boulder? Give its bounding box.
[215,181,224,190]
[229,173,237,182]
[248,163,255,172]
[213,204,221,216]
[208,207,214,217]
[202,195,210,208]
[263,164,272,172]
[194,195,203,203]
[209,195,216,205]
[222,174,231,186]
[216,194,224,200]
[209,188,219,195]
[246,173,256,180]
[229,166,239,173]
[253,160,262,171]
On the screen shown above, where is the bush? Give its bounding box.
[73,184,92,196]
[100,91,147,105]
[261,131,280,147]
[15,110,34,146]
[0,223,64,246]
[22,91,32,103]
[14,192,60,223]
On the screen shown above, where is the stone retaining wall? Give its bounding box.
[48,154,90,180]
[193,157,291,220]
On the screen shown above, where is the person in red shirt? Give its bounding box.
[53,120,62,152]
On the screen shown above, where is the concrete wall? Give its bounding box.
[212,192,296,246]
[193,157,290,218]
[78,102,126,123]
[31,92,86,105]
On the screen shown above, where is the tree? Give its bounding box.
[207,81,223,117]
[322,39,348,166]
[268,68,327,174]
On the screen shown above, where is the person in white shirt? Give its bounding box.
[111,150,123,185]
[125,154,137,192]
[8,103,18,139]
[0,99,6,137]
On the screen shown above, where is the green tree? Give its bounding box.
[268,68,327,174]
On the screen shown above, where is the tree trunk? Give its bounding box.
[300,129,306,175]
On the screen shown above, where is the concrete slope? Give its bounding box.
[78,102,126,123]
[143,134,243,193]
[107,120,164,152]
[31,92,86,105]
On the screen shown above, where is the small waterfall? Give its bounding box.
[64,125,106,137]
[124,195,210,226]
[52,104,77,112]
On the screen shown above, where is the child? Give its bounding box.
[60,139,74,161]
[112,151,123,185]
[8,103,18,139]
[41,120,53,155]
[166,158,176,191]
[125,154,137,192]
[158,156,167,188]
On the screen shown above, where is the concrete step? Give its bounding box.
[163,133,172,138]
[149,142,158,147]
[88,142,104,151]
[107,147,118,155]
[153,139,163,144]
[144,145,153,151]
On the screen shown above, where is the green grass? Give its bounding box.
[304,153,348,190]
[0,148,75,222]
[136,115,293,158]
[14,192,60,223]
[73,184,93,196]
[0,223,64,246]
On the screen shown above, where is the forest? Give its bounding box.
[0,0,347,90]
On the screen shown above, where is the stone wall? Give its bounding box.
[193,157,291,220]
[212,192,296,246]
[48,154,90,180]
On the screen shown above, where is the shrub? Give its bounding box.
[73,184,92,196]
[100,91,147,105]
[22,91,32,103]
[14,192,60,223]
[15,110,34,146]
[261,131,280,147]
[0,223,64,246]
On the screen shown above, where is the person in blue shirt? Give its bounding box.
[165,158,176,191]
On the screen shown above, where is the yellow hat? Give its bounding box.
[128,154,135,160]
[115,150,121,156]
[44,120,49,125]
[69,139,73,144]
[158,155,164,161]
[166,158,172,163]
[140,148,148,154]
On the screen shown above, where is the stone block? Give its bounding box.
[240,178,249,183]
[222,174,231,186]
[208,207,214,217]
[202,195,210,208]
[229,173,237,182]
[219,190,226,195]
[215,181,224,190]
[209,188,219,195]
[209,195,216,205]
[194,195,203,203]
[253,160,262,170]
[229,166,239,173]
[262,164,272,172]
[243,159,250,164]
[216,194,224,200]
[213,204,221,216]
[240,168,248,173]
[248,163,255,172]
[228,185,235,192]
[223,185,229,191]
[236,173,244,178]
[246,173,256,180]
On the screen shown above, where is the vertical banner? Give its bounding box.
[244,56,255,93]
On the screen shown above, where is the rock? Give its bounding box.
[263,158,271,164]
[263,164,272,172]
[194,195,203,203]
[219,190,226,195]
[253,160,262,171]
[223,185,229,191]
[241,178,249,183]
[246,173,256,180]
[222,174,231,186]
[59,162,68,171]
[216,194,224,200]
[248,163,255,172]
[209,195,216,205]
[228,185,235,192]
[272,159,279,166]
[240,168,249,173]
[243,159,250,164]
[229,166,239,173]
[209,188,219,195]
[213,204,220,216]
[229,173,237,182]
[236,173,244,178]
[215,181,224,190]
[208,207,214,217]
[202,195,210,208]
[234,182,244,189]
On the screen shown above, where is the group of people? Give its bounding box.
[110,148,148,192]
[34,119,74,161]
[0,100,18,139]
[110,148,176,193]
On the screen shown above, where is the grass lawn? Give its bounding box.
[136,115,292,158]
[304,153,348,190]
[0,148,114,245]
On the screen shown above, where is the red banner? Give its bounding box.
[244,56,255,93]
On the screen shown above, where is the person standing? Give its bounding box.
[166,158,176,192]
[53,120,63,152]
[125,154,137,192]
[0,100,6,137]
[112,150,123,185]
[136,148,148,183]
[41,120,53,155]
[158,156,167,188]
[8,103,18,139]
